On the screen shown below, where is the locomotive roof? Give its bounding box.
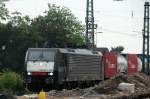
[27,48,102,56]
[59,48,102,56]
[91,47,109,53]
[28,48,57,51]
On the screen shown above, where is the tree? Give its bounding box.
[0,0,9,3]
[2,12,34,71]
[0,11,33,71]
[0,2,9,21]
[31,4,85,48]
[0,4,86,71]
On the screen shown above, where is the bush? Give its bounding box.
[0,71,24,95]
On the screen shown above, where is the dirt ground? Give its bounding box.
[16,73,150,99]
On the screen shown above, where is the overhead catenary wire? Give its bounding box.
[68,6,143,17]
[70,7,143,19]
[100,27,142,37]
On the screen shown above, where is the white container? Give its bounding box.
[118,83,135,93]
[117,54,128,73]
[137,57,142,72]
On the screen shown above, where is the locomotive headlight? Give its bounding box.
[27,72,31,75]
[48,72,53,76]
[40,62,43,66]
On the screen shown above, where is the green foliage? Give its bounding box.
[32,4,85,47]
[0,71,24,95]
[0,2,9,21]
[0,4,85,71]
[0,0,9,3]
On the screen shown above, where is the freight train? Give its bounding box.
[24,48,142,89]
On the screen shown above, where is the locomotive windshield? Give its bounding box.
[28,50,55,61]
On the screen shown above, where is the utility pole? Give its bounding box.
[86,0,97,48]
[143,2,150,75]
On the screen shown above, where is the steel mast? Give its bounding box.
[86,0,96,48]
[143,2,150,74]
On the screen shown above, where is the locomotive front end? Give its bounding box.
[25,48,56,85]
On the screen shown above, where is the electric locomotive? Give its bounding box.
[24,48,103,88]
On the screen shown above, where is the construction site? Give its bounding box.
[17,73,150,99]
[1,0,150,99]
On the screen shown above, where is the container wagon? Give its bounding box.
[121,54,142,75]
[103,52,118,78]
[127,54,138,75]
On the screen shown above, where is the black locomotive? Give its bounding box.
[24,48,104,89]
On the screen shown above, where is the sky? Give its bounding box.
[5,0,147,53]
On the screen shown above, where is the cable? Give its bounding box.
[100,27,141,37]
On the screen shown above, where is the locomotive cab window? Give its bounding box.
[28,50,55,61]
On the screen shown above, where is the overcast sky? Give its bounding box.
[5,0,146,53]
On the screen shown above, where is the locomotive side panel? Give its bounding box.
[65,54,103,81]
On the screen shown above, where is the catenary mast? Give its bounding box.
[142,2,150,74]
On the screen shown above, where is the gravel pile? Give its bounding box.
[95,73,150,94]
[47,87,96,97]
[46,73,150,98]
